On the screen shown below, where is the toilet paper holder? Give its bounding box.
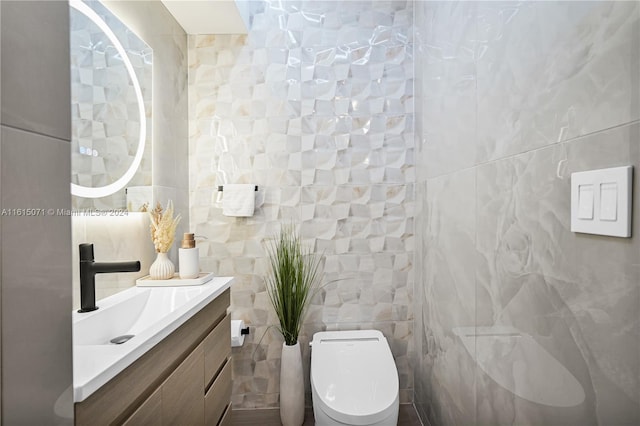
[231,319,250,347]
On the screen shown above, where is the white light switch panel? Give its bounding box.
[571,166,632,237]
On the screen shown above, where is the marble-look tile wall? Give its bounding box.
[414,2,639,425]
[71,0,190,307]
[188,0,415,409]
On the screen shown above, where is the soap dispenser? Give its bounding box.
[178,233,199,279]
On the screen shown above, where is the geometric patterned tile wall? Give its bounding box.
[189,0,414,409]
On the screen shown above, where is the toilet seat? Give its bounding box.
[310,330,399,425]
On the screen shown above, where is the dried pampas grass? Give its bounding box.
[148,200,181,253]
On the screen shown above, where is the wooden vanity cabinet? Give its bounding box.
[161,343,205,425]
[122,388,161,426]
[205,357,232,425]
[218,404,233,426]
[75,288,232,426]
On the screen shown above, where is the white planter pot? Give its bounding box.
[149,252,174,280]
[280,341,305,426]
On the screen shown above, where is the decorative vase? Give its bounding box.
[149,252,174,280]
[280,341,305,426]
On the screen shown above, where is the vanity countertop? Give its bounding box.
[73,276,233,402]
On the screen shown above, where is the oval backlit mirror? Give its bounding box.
[69,0,152,208]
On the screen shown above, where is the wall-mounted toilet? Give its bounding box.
[310,330,399,426]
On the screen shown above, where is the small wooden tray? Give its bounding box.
[136,272,214,287]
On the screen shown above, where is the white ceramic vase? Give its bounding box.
[149,252,174,280]
[280,341,305,426]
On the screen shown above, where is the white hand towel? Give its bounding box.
[222,184,256,217]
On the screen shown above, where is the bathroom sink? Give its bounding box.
[73,276,233,402]
[74,290,150,346]
[73,285,214,346]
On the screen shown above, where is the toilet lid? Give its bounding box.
[310,330,399,425]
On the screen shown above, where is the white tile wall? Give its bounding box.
[189,0,415,408]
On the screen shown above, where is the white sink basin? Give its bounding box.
[74,290,150,346]
[73,276,233,402]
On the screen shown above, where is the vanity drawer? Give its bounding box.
[204,359,232,425]
[218,404,232,426]
[209,289,230,326]
[122,388,161,426]
[162,343,205,425]
[204,313,231,386]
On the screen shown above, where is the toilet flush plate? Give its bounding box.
[571,166,632,237]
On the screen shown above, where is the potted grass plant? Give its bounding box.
[265,224,321,426]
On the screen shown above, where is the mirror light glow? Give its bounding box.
[69,0,147,199]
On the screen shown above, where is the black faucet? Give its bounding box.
[79,243,141,313]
